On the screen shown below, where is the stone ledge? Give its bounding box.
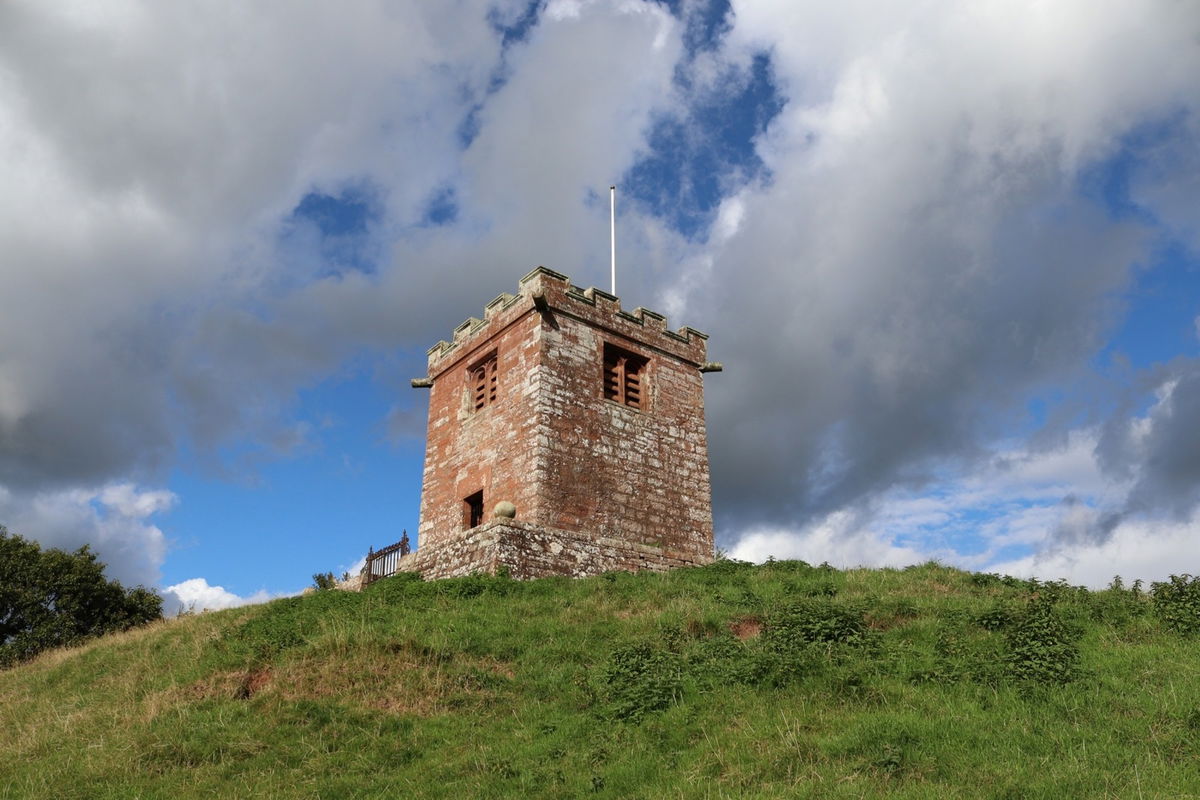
[362,520,713,584]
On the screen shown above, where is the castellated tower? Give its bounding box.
[399,266,718,581]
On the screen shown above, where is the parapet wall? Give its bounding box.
[379,519,710,582]
[423,267,709,378]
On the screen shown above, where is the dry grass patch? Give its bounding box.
[257,642,515,716]
[729,617,763,641]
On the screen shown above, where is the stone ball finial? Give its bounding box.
[493,500,516,519]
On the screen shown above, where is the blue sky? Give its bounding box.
[0,0,1197,611]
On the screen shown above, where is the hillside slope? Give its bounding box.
[2,561,1199,798]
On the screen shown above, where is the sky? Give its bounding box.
[1,0,1198,612]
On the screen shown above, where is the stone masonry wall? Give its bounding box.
[417,301,543,551]
[413,267,715,577]
[533,288,713,561]
[385,519,708,582]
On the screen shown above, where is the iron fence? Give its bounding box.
[361,532,410,587]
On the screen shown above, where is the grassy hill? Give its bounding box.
[2,560,1200,798]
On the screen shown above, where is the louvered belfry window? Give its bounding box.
[603,343,648,409]
[469,352,498,411]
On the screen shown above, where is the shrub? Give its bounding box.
[921,615,1006,685]
[600,643,683,722]
[974,602,1016,631]
[1004,597,1080,684]
[969,572,1035,591]
[1089,576,1148,626]
[1151,574,1200,634]
[765,599,868,647]
[760,558,812,573]
[696,558,756,576]
[685,634,771,687]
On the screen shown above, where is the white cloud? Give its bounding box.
[730,510,935,568]
[0,0,691,493]
[97,484,176,519]
[0,483,174,586]
[161,577,275,616]
[988,515,1200,589]
[727,420,1200,588]
[0,0,513,487]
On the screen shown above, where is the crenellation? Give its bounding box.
[419,267,709,381]
[483,292,519,318]
[453,316,484,341]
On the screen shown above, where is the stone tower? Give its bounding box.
[400,266,719,580]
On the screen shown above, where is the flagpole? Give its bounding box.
[610,185,616,296]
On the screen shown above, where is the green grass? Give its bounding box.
[3,562,1200,798]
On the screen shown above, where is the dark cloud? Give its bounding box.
[1097,358,1200,518]
[693,0,1200,542]
[701,174,1146,535]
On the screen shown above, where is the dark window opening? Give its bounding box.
[469,351,498,411]
[603,343,648,409]
[463,490,484,529]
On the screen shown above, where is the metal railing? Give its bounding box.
[361,532,411,587]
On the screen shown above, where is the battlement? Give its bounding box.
[425,266,708,374]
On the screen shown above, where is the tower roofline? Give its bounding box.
[425,266,709,372]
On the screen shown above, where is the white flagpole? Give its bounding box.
[610,185,616,296]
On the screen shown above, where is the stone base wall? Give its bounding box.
[365,520,712,583]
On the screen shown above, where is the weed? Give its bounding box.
[1089,577,1149,626]
[685,633,770,687]
[1152,574,1200,634]
[599,643,683,722]
[1004,596,1080,684]
[928,621,1004,685]
[765,599,869,647]
[974,602,1016,631]
[873,742,905,775]
[760,558,812,573]
[969,572,1034,591]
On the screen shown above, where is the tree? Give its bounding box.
[0,526,163,668]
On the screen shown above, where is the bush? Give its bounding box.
[0,526,162,668]
[685,634,772,687]
[1152,574,1200,634]
[600,643,683,722]
[765,599,869,648]
[974,602,1016,631]
[969,572,1035,591]
[1004,596,1080,684]
[1089,576,1148,626]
